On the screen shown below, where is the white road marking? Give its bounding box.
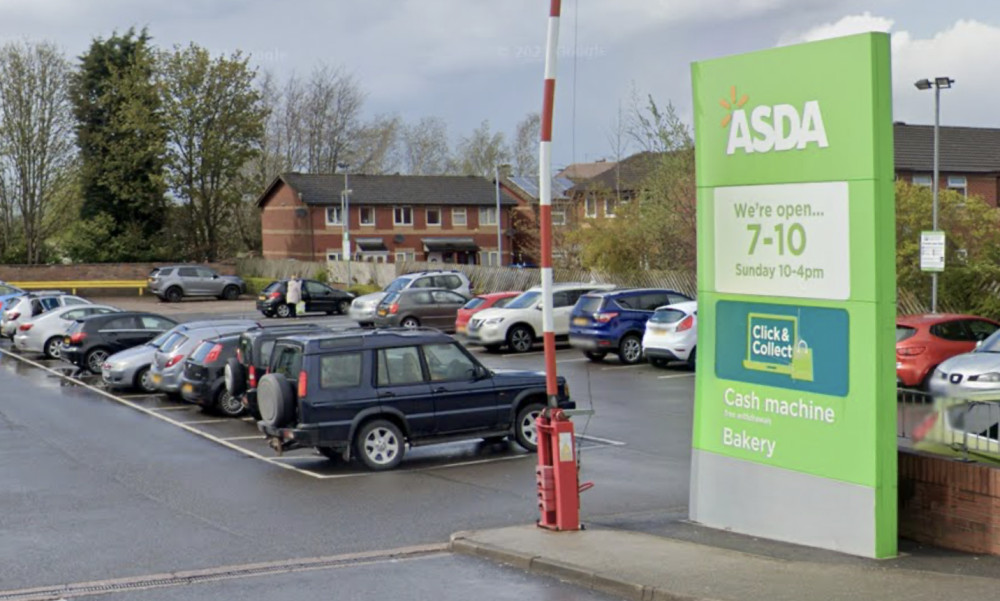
[600,364,647,371]
[221,435,265,441]
[117,393,162,399]
[145,405,194,411]
[557,357,590,363]
[182,419,228,425]
[576,433,627,446]
[657,372,696,380]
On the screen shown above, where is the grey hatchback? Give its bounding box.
[374,288,469,332]
[148,265,246,302]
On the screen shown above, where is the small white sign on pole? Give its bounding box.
[920,231,945,272]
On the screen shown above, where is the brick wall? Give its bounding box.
[0,262,237,282]
[898,449,1000,555]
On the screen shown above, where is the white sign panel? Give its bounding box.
[920,231,945,272]
[714,182,850,300]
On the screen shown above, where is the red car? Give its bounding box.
[454,291,521,335]
[896,313,1000,388]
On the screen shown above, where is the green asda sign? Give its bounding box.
[689,33,897,558]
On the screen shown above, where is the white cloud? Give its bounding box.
[778,11,894,45]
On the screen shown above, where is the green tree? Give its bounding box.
[160,43,267,261]
[454,120,510,178]
[895,180,1000,317]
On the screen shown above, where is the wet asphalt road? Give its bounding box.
[0,297,696,599]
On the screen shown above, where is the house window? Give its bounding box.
[552,204,567,226]
[394,206,413,226]
[452,207,467,226]
[326,251,342,262]
[394,251,415,263]
[912,174,932,187]
[325,206,343,226]
[479,207,497,226]
[481,251,501,266]
[359,206,375,226]
[947,175,967,197]
[426,207,441,226]
[361,252,388,263]
[585,196,597,218]
[605,198,617,218]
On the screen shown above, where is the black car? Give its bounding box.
[256,279,354,318]
[225,323,330,418]
[62,312,178,374]
[256,327,575,470]
[179,333,244,417]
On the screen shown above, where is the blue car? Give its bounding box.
[568,288,693,364]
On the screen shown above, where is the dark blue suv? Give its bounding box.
[568,288,693,364]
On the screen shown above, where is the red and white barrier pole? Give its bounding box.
[539,0,560,406]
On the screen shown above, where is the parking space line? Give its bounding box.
[576,433,627,446]
[146,406,194,411]
[657,373,695,380]
[599,364,647,371]
[0,348,327,479]
[117,393,161,399]
[222,435,264,441]
[182,419,228,425]
[557,358,590,363]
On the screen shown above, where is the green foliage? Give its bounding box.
[896,180,1000,318]
[56,213,167,262]
[348,283,382,296]
[312,267,329,284]
[70,28,167,258]
[243,277,273,296]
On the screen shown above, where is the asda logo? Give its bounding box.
[720,86,828,155]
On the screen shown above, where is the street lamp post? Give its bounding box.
[494,164,504,266]
[337,162,352,285]
[914,76,954,313]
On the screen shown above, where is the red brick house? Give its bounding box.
[894,123,1000,206]
[258,173,517,265]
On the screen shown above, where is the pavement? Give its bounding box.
[450,521,1000,601]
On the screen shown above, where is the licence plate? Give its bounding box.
[647,325,663,334]
[182,383,193,393]
[456,325,466,334]
[152,374,162,384]
[258,295,266,301]
[378,309,387,316]
[572,317,589,326]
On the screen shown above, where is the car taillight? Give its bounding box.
[248,365,257,388]
[897,346,926,357]
[165,354,185,368]
[205,344,223,363]
[594,311,619,324]
[18,323,32,331]
[268,292,281,299]
[297,371,307,398]
[236,348,242,362]
[676,315,695,332]
[69,333,86,344]
[912,412,939,442]
[389,303,399,315]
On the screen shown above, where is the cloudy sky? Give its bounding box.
[2,0,996,171]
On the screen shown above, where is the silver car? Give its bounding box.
[150,320,258,395]
[13,304,121,358]
[930,331,1000,399]
[148,265,246,303]
[349,270,472,326]
[1,293,91,339]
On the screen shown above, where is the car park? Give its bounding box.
[641,300,698,368]
[62,312,178,374]
[255,327,575,470]
[454,291,520,335]
[374,288,469,332]
[149,320,258,396]
[568,288,693,364]
[465,282,616,353]
[256,278,354,318]
[2,293,91,339]
[896,313,1000,389]
[13,304,122,358]
[349,270,472,326]
[179,333,245,417]
[225,322,330,418]
[147,265,246,302]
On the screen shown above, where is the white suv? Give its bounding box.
[349,270,472,326]
[465,282,616,353]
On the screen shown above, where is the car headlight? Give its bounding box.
[975,372,1000,382]
[485,316,506,325]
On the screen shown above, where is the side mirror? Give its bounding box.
[976,340,984,348]
[535,304,543,311]
[475,365,491,380]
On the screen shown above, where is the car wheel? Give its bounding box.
[225,358,247,396]
[400,316,420,329]
[85,348,109,375]
[257,373,296,428]
[215,387,244,418]
[134,366,157,393]
[355,419,404,471]
[687,347,697,370]
[584,351,606,362]
[507,325,534,353]
[44,336,64,359]
[165,286,183,303]
[317,446,342,461]
[275,303,292,319]
[514,402,545,452]
[617,334,643,365]
[337,300,350,315]
[222,285,240,301]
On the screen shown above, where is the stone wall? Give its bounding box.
[898,449,1000,555]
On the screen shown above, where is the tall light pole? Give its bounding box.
[914,76,954,313]
[337,162,352,285]
[494,164,505,266]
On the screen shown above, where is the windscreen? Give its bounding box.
[575,295,604,314]
[649,308,686,324]
[190,340,215,362]
[162,333,188,353]
[976,329,1000,353]
[463,297,485,310]
[384,277,410,293]
[504,290,540,310]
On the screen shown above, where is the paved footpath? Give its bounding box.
[451,525,1000,601]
